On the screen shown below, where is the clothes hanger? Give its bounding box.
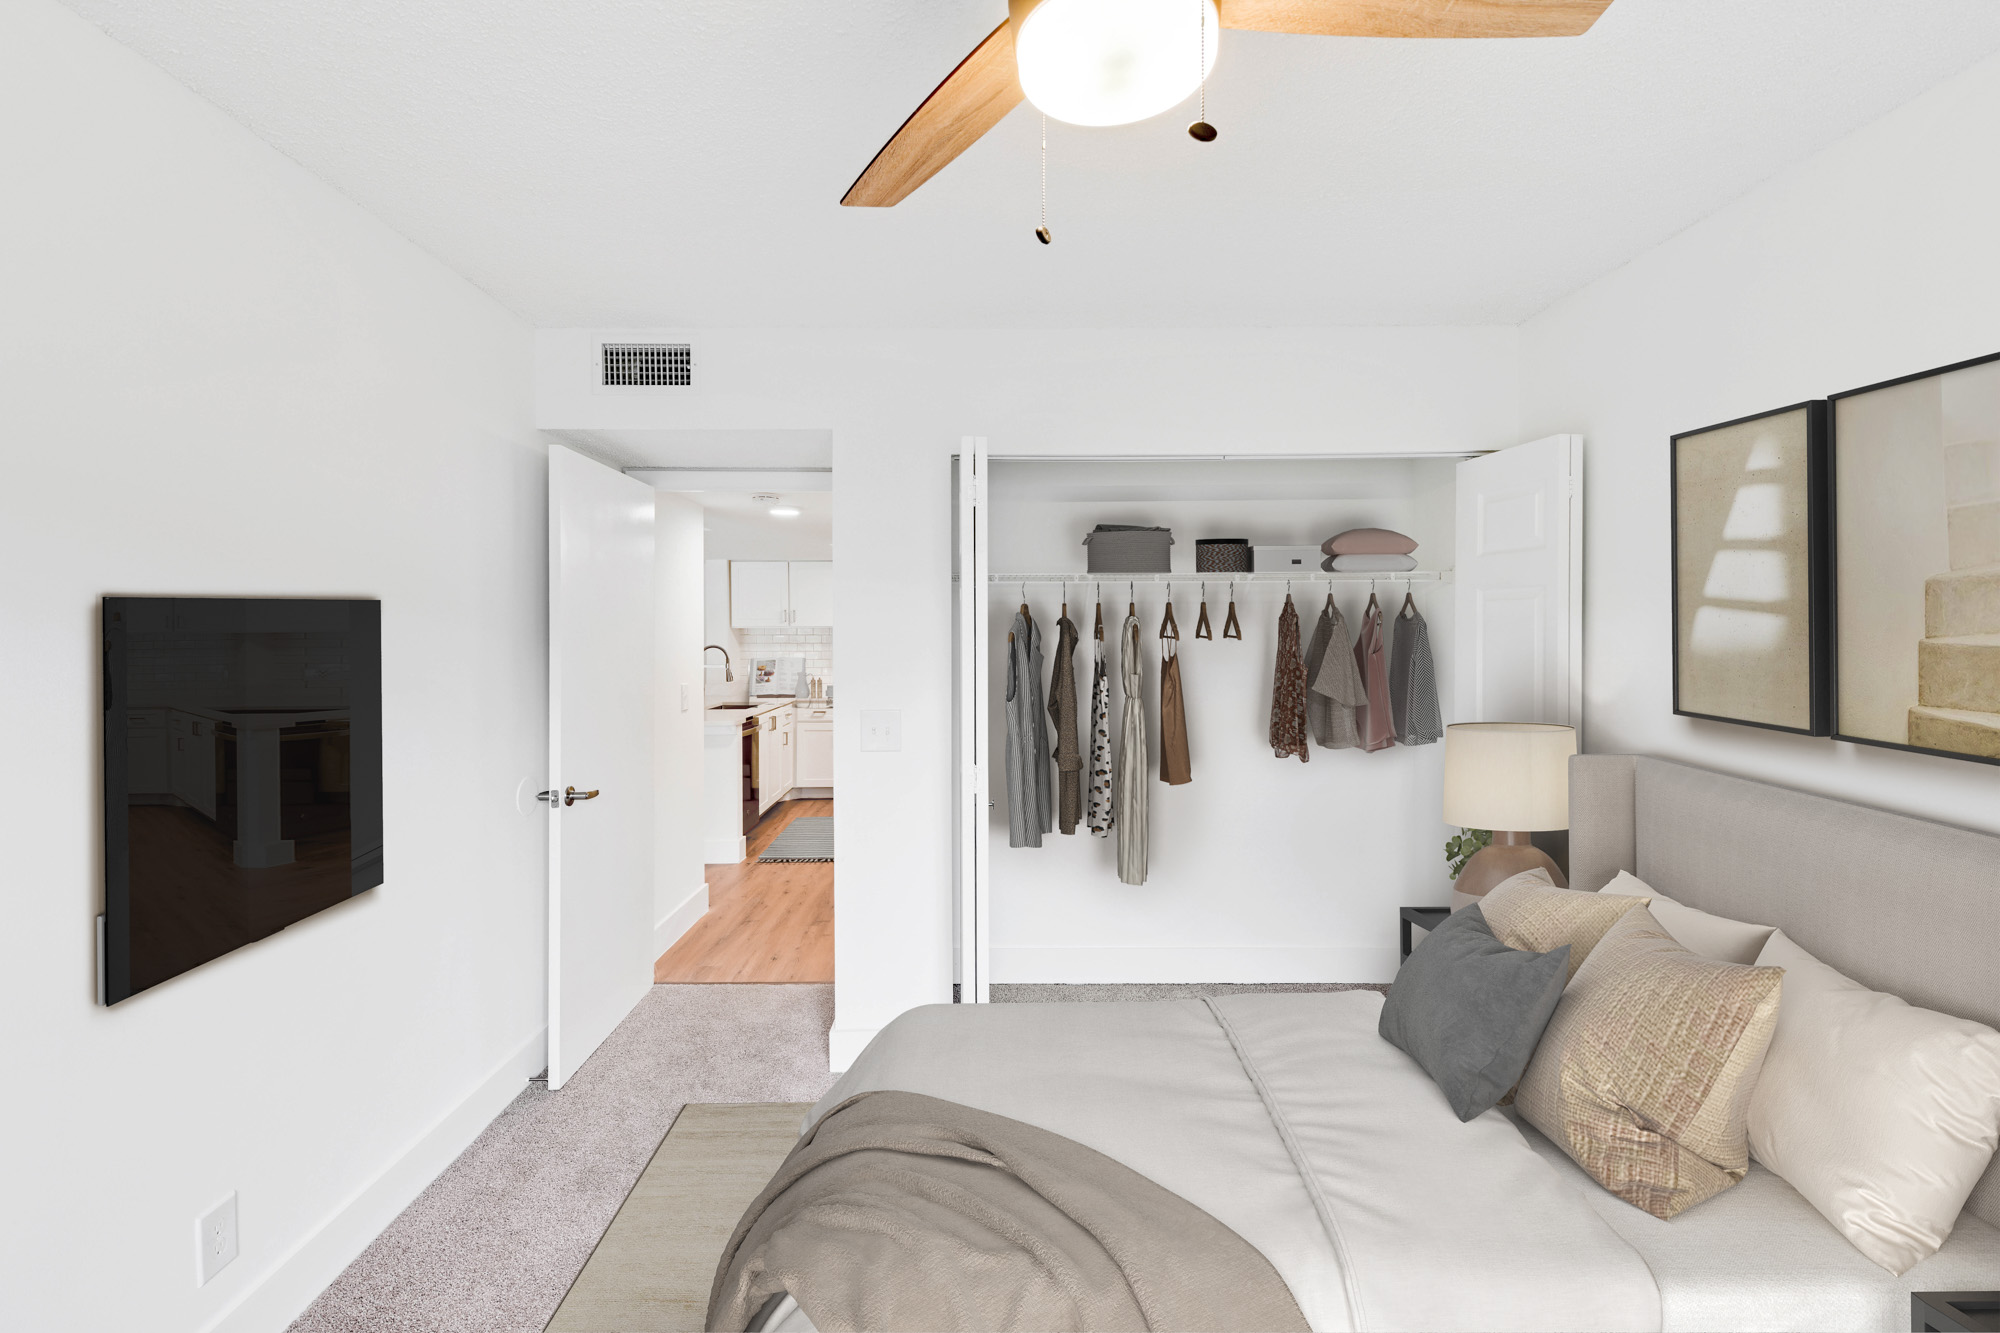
[1094,582,1103,642]
[1195,581,1213,640]
[1128,581,1136,621]
[1159,584,1180,642]
[1400,580,1418,620]
[1223,580,1242,640]
[1365,579,1379,619]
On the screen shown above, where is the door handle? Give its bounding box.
[538,786,601,807]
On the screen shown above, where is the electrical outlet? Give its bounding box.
[860,709,901,752]
[197,1192,238,1286]
[679,682,690,713]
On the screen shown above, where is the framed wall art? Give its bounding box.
[1831,351,2000,764]
[1671,401,1831,735]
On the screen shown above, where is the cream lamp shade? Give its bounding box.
[1010,0,1219,127]
[1441,723,1577,832]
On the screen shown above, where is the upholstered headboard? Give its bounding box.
[1569,753,2000,1226]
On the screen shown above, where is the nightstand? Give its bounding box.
[1914,1292,2000,1331]
[1400,905,1451,962]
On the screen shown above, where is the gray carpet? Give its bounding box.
[757,816,833,862]
[288,985,835,1333]
[991,981,1388,1003]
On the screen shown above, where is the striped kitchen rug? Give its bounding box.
[758,816,833,862]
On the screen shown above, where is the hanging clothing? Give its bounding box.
[1159,634,1191,786]
[1351,598,1396,753]
[1389,602,1444,745]
[1048,612,1083,833]
[1305,600,1368,750]
[1269,595,1310,762]
[1087,635,1114,838]
[1115,613,1148,884]
[1005,610,1053,848]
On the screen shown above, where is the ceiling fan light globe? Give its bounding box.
[1013,0,1219,128]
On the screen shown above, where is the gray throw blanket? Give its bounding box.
[707,1090,1309,1333]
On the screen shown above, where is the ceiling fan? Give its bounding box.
[841,0,1615,208]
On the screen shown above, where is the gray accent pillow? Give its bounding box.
[1379,905,1569,1122]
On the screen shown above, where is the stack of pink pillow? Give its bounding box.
[1321,528,1418,573]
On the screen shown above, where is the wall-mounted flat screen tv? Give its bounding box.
[101,598,382,1004]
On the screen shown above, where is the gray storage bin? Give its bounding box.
[1083,525,1173,573]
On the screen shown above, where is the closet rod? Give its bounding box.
[988,571,1451,584]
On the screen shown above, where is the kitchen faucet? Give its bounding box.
[704,644,733,681]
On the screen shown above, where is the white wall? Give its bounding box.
[538,326,1523,1064]
[654,494,709,954]
[0,4,546,1329]
[1522,46,2000,834]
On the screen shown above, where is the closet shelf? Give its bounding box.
[987,570,1452,584]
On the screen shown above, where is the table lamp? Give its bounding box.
[1442,722,1577,902]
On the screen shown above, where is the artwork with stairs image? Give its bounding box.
[1913,454,2000,758]
[1835,353,2000,763]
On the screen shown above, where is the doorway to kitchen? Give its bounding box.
[657,484,834,983]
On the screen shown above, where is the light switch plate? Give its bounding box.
[680,682,690,713]
[859,709,901,752]
[197,1192,238,1286]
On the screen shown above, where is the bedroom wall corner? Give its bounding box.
[1520,44,2000,836]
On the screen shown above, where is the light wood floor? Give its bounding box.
[654,800,833,984]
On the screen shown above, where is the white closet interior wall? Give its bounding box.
[987,457,1460,985]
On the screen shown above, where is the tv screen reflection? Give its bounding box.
[102,598,382,1003]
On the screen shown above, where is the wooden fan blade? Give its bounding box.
[842,21,1024,208]
[1219,0,1612,38]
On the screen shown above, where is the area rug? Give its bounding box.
[545,1102,810,1332]
[758,817,833,862]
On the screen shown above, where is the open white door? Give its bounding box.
[953,438,989,1002]
[547,445,656,1089]
[1454,436,1584,734]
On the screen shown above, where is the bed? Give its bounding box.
[720,757,2000,1332]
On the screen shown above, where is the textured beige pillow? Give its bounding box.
[1748,930,2000,1274]
[1516,907,1784,1219]
[1480,869,1651,981]
[1601,871,1777,964]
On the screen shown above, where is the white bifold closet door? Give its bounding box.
[953,437,989,1002]
[1453,435,1584,734]
[547,445,657,1088]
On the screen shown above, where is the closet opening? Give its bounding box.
[953,446,1581,1001]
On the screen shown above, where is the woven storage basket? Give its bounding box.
[1083,525,1173,573]
[1195,538,1252,572]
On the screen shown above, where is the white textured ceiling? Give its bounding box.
[60,0,2000,326]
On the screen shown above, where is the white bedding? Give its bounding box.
[1504,1107,2000,1332]
[808,991,1658,1333]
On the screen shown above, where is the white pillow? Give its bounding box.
[1747,930,2000,1274]
[1600,871,1775,964]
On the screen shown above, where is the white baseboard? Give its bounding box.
[703,834,745,865]
[201,1026,546,1333]
[828,1026,878,1073]
[989,946,1397,986]
[788,787,833,799]
[655,881,709,956]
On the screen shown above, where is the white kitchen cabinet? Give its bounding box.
[787,561,834,626]
[728,560,835,627]
[757,710,784,815]
[730,561,791,628]
[127,708,171,795]
[777,709,797,795]
[796,711,834,786]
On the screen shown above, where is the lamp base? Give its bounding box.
[1450,832,1566,910]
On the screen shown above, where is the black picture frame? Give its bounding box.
[1670,400,1832,736]
[1829,349,2000,767]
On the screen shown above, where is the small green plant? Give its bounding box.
[1445,828,1492,881]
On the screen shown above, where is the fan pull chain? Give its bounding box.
[1035,115,1052,244]
[1189,0,1217,142]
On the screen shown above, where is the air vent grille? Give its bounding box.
[602,343,691,387]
